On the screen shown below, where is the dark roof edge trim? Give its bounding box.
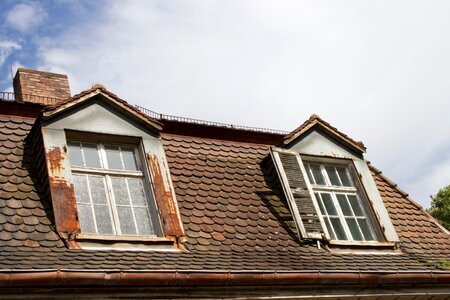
[1,270,449,287]
[280,115,366,154]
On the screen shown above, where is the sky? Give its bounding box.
[1,0,450,208]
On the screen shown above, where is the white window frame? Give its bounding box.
[69,141,157,237]
[304,159,383,243]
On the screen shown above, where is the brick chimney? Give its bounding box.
[13,68,71,105]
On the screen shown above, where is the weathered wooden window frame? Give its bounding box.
[68,140,162,238]
[304,160,381,242]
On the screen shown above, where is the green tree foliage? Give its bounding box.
[428,185,450,231]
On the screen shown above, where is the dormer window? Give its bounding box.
[305,162,376,242]
[32,85,186,249]
[68,141,157,236]
[270,114,399,246]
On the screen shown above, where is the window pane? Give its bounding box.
[315,193,326,215]
[348,195,364,216]
[122,147,138,171]
[105,146,123,169]
[83,143,101,168]
[306,164,315,184]
[358,219,375,241]
[73,175,90,204]
[330,218,347,240]
[134,207,153,235]
[88,176,108,204]
[68,142,83,166]
[346,218,363,241]
[111,177,130,205]
[321,193,337,215]
[324,218,336,240]
[93,205,114,234]
[128,178,146,206]
[310,164,326,185]
[325,166,341,186]
[336,166,352,187]
[117,207,137,235]
[78,204,96,233]
[336,194,352,216]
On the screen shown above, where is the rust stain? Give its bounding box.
[147,153,184,237]
[48,177,80,234]
[47,146,66,176]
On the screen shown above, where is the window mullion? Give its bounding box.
[124,178,139,235]
[79,142,87,167]
[334,166,344,186]
[317,193,337,240]
[330,191,352,241]
[320,165,331,186]
[345,193,366,240]
[84,174,99,234]
[105,175,121,235]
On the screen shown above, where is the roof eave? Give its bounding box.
[1,270,449,287]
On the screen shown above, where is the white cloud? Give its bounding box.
[0,41,21,67]
[36,0,450,207]
[5,2,47,33]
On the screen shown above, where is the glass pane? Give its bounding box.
[310,164,326,185]
[348,195,364,216]
[346,218,363,241]
[122,147,138,171]
[336,166,352,187]
[315,193,326,214]
[321,193,337,215]
[324,218,336,240]
[358,219,375,241]
[78,204,96,233]
[337,194,353,216]
[117,207,137,235]
[128,178,146,206]
[68,142,83,166]
[134,207,153,236]
[330,217,347,240]
[325,166,341,186]
[93,205,114,234]
[83,143,101,168]
[105,146,123,169]
[73,175,90,204]
[306,164,315,184]
[88,176,108,204]
[111,177,130,205]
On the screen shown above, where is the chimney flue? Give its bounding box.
[13,68,71,105]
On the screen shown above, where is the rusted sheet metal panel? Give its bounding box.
[146,151,185,237]
[42,128,80,235]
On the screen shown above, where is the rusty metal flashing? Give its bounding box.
[0,270,449,287]
[146,153,185,238]
[41,88,162,133]
[280,115,366,154]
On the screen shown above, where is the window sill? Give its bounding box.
[325,240,400,254]
[69,234,182,251]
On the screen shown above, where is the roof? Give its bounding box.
[0,113,449,278]
[280,114,367,154]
